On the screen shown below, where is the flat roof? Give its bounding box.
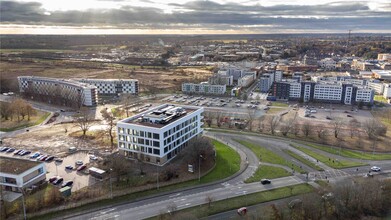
[0,156,43,175]
[121,105,198,128]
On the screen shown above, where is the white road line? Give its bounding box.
[177,203,191,208]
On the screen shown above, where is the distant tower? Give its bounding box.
[347,30,352,52]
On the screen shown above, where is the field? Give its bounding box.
[0,59,212,94]
[245,165,291,183]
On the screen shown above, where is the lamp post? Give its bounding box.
[109,168,113,199]
[20,188,26,220]
[156,162,160,190]
[198,155,203,181]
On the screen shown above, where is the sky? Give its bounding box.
[1,0,391,35]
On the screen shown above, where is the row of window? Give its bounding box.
[118,128,160,139]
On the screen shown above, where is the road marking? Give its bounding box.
[100,208,116,214]
[174,198,186,203]
[177,203,191,208]
[169,193,181,198]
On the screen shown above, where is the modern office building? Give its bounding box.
[75,78,139,95]
[238,75,255,87]
[182,83,226,95]
[271,81,374,105]
[383,84,391,99]
[117,104,204,165]
[208,75,233,86]
[367,80,385,94]
[18,76,98,107]
[0,156,47,192]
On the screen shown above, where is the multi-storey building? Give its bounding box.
[18,76,98,107]
[116,104,204,165]
[76,79,139,95]
[383,84,391,99]
[182,83,226,95]
[208,75,233,86]
[238,75,255,87]
[259,73,274,93]
[367,80,385,94]
[378,53,391,61]
[318,58,337,70]
[0,156,46,192]
[270,81,374,105]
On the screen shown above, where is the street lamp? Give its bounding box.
[198,155,203,182]
[19,187,26,220]
[156,162,160,190]
[109,168,113,199]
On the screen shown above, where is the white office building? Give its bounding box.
[313,84,343,101]
[238,75,255,87]
[18,76,98,107]
[0,157,47,192]
[383,84,391,99]
[182,83,226,95]
[76,78,139,95]
[367,81,385,94]
[117,104,204,165]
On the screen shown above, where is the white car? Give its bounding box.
[370,166,381,172]
[75,160,83,165]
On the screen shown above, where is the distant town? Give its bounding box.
[1,34,391,220]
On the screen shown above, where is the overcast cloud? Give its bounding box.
[1,0,390,34]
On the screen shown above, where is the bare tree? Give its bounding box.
[316,126,328,143]
[178,136,214,165]
[100,108,116,149]
[280,124,291,136]
[268,115,280,135]
[301,122,312,137]
[73,107,96,137]
[25,104,36,121]
[120,94,140,117]
[291,123,301,136]
[332,118,344,139]
[348,119,360,138]
[247,108,257,131]
[205,194,214,208]
[362,119,386,139]
[104,154,133,184]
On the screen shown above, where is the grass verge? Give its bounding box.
[271,102,289,107]
[299,142,391,160]
[245,165,291,183]
[30,140,239,220]
[291,144,367,169]
[0,112,50,132]
[149,183,313,219]
[283,149,324,171]
[235,139,306,174]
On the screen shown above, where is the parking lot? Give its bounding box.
[297,105,374,123]
[0,150,101,191]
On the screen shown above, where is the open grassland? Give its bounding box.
[291,144,367,169]
[283,149,324,171]
[235,139,306,174]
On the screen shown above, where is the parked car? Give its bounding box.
[6,148,15,153]
[75,160,83,165]
[55,158,63,163]
[40,155,48,161]
[371,166,381,172]
[49,176,58,183]
[89,155,98,161]
[1,147,10,152]
[65,165,74,170]
[21,151,31,156]
[53,177,64,185]
[14,149,22,155]
[45,156,55,162]
[77,165,87,171]
[261,179,271,185]
[62,181,74,188]
[17,150,26,155]
[30,152,40,159]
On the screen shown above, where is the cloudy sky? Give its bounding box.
[1,0,391,34]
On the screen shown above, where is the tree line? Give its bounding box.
[0,99,36,122]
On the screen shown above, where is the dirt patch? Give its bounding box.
[2,123,111,156]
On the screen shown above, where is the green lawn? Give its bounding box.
[31,139,240,220]
[245,165,291,183]
[235,139,306,174]
[292,144,367,169]
[374,95,388,103]
[150,184,313,219]
[271,102,289,107]
[301,142,391,160]
[201,140,240,183]
[283,149,324,171]
[267,107,287,114]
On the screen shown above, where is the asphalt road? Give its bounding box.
[60,131,391,220]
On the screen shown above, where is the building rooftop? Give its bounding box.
[18,76,96,89]
[120,104,198,128]
[0,156,43,175]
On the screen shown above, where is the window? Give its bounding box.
[140,131,144,137]
[153,149,160,155]
[148,132,152,138]
[153,141,159,147]
[153,133,160,139]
